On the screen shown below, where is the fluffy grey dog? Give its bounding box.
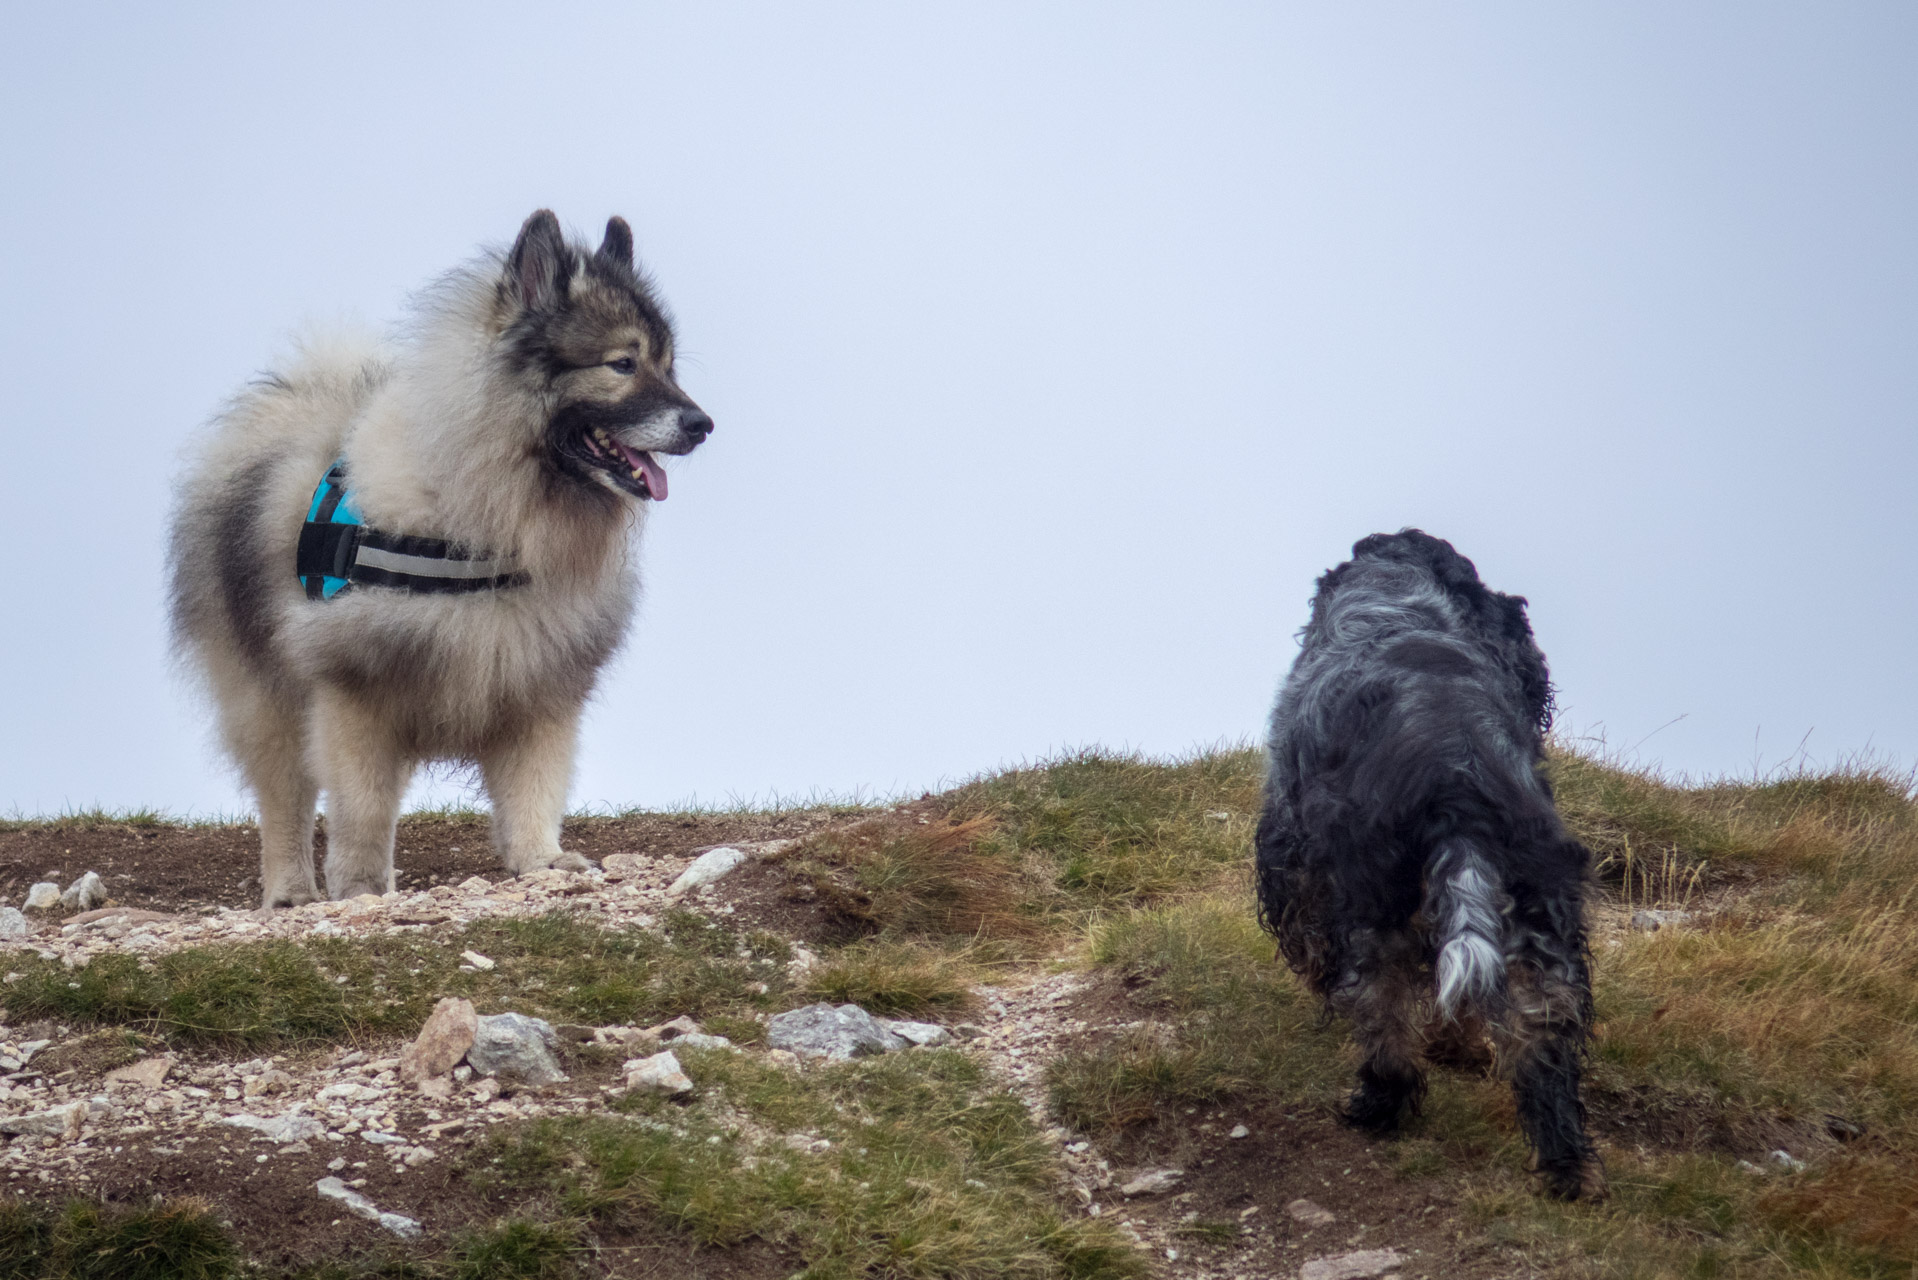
[170,211,711,907]
[1255,529,1604,1200]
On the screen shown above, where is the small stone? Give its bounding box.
[1299,1248,1407,1280]
[403,1146,435,1167]
[103,1056,173,1090]
[23,884,60,912]
[1118,1168,1183,1197]
[456,877,492,894]
[243,1069,295,1098]
[1631,908,1695,932]
[60,872,108,911]
[1204,810,1232,821]
[600,853,647,879]
[66,907,178,927]
[1286,1197,1336,1226]
[765,1003,907,1060]
[1825,1114,1865,1143]
[400,997,478,1085]
[666,846,748,896]
[459,950,495,972]
[1228,1123,1250,1139]
[1770,1149,1807,1173]
[316,1082,382,1103]
[624,1050,694,1095]
[467,1013,566,1085]
[0,908,27,938]
[327,1157,347,1171]
[648,1015,702,1040]
[0,1102,86,1139]
[469,1078,500,1104]
[315,1176,421,1238]
[880,1019,951,1047]
[417,1076,453,1101]
[671,1033,735,1052]
[361,1130,406,1145]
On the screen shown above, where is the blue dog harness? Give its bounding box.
[296,461,528,599]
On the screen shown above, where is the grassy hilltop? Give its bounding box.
[0,744,1912,1279]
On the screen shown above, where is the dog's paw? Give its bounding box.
[262,883,321,909]
[1540,1157,1609,1202]
[513,850,596,876]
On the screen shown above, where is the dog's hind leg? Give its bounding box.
[1498,932,1607,1201]
[311,688,414,900]
[1336,930,1428,1132]
[481,710,593,877]
[216,670,320,908]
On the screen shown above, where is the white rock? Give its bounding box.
[467,1012,566,1085]
[362,1130,406,1145]
[61,872,107,911]
[1228,1123,1250,1139]
[459,950,495,971]
[316,1082,383,1103]
[667,846,749,896]
[103,1056,174,1090]
[315,1176,421,1238]
[1770,1149,1807,1173]
[1286,1197,1336,1226]
[766,1003,907,1060]
[0,909,27,938]
[23,884,60,912]
[1631,908,1695,932]
[879,1019,951,1047]
[0,1101,86,1139]
[1118,1168,1183,1197]
[623,1050,693,1095]
[670,1032,735,1052]
[1299,1248,1407,1280]
[222,1112,327,1143]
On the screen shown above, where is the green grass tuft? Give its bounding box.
[477,1046,1145,1279]
[0,1198,237,1280]
[2,910,791,1049]
[948,746,1263,915]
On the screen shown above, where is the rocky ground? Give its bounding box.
[0,815,1561,1280]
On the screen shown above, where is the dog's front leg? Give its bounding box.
[311,688,413,900]
[482,711,594,878]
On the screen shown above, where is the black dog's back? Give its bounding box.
[1255,529,1604,1200]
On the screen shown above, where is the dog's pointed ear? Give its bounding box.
[597,216,634,269]
[507,210,570,312]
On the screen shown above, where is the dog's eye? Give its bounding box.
[607,357,637,376]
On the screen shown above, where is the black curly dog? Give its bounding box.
[1255,530,1605,1200]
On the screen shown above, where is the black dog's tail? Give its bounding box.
[1426,838,1509,1018]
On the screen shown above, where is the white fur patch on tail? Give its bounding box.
[1431,841,1506,1017]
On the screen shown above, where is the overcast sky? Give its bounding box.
[2,3,1913,817]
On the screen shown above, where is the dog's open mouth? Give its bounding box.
[580,426,667,500]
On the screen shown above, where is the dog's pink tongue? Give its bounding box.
[613,442,668,500]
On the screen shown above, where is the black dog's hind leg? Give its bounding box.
[1335,931,1428,1132]
[1500,934,1607,1200]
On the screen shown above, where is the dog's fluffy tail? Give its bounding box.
[1427,838,1508,1018]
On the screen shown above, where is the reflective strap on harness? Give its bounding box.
[295,461,527,598]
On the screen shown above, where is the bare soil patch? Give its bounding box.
[0,810,852,916]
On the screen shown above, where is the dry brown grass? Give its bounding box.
[777,815,1045,945]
